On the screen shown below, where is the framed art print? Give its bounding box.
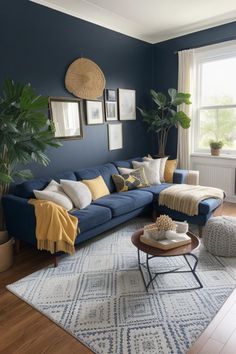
[105,101,118,121]
[118,89,136,120]
[105,89,117,101]
[86,100,104,125]
[108,123,123,150]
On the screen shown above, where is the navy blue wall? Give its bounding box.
[0,0,153,178]
[153,21,236,158]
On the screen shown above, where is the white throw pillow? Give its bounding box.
[60,179,92,209]
[33,180,73,211]
[143,156,168,182]
[118,167,134,174]
[132,159,161,185]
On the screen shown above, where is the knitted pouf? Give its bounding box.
[204,216,236,257]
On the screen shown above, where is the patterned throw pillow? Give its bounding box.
[112,168,149,192]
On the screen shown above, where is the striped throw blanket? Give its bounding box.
[159,184,224,216]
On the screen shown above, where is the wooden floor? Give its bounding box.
[0,202,235,354]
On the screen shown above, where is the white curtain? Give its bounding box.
[177,49,195,169]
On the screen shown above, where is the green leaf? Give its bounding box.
[172,93,191,106]
[12,169,33,180]
[0,79,60,186]
[150,90,166,107]
[0,172,12,184]
[168,88,177,102]
[174,111,191,128]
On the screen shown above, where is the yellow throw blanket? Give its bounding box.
[29,199,78,254]
[159,184,224,216]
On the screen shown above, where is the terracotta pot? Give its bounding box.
[0,231,13,272]
[211,148,220,156]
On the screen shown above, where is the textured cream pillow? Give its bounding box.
[82,175,110,201]
[33,180,73,211]
[132,159,161,185]
[60,179,92,209]
[143,156,168,182]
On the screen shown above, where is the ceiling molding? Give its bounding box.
[30,0,236,44]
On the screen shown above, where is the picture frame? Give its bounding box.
[49,97,83,140]
[118,88,136,120]
[86,100,104,125]
[105,89,117,101]
[105,101,118,121]
[108,123,123,150]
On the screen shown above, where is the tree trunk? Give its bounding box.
[158,129,167,157]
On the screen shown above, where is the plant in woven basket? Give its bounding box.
[0,79,61,232]
[138,89,191,157]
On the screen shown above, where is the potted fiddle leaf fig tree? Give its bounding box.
[0,79,61,265]
[138,88,191,156]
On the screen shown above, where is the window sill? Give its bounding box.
[191,153,236,160]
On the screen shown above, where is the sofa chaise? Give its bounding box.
[2,157,223,262]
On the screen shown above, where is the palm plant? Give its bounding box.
[0,79,61,230]
[138,89,191,156]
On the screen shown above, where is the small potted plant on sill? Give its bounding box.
[0,79,61,271]
[209,140,224,156]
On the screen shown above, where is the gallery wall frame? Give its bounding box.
[49,97,83,140]
[118,88,136,121]
[105,101,118,121]
[108,123,123,150]
[105,89,117,101]
[85,99,104,125]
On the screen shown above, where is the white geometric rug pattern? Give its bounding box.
[7,218,236,354]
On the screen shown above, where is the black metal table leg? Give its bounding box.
[137,251,203,292]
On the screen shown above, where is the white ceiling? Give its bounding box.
[30,0,236,43]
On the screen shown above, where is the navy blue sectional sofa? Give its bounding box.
[2,158,222,251]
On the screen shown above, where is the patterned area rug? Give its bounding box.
[7,218,236,354]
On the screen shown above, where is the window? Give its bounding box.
[193,42,236,154]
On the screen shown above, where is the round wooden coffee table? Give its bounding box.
[131,229,202,292]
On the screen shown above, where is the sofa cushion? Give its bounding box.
[112,157,143,169]
[14,171,77,199]
[112,168,149,192]
[33,180,74,211]
[60,180,92,209]
[70,204,112,233]
[164,159,178,182]
[75,163,118,193]
[132,159,161,185]
[199,198,222,214]
[82,175,110,200]
[93,190,153,217]
[121,190,153,210]
[150,185,222,215]
[140,183,172,196]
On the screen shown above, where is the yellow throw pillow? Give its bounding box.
[82,175,110,201]
[164,160,178,183]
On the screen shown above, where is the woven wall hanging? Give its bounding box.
[65,58,106,99]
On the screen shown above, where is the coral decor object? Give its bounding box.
[143,215,177,241]
[155,215,176,232]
